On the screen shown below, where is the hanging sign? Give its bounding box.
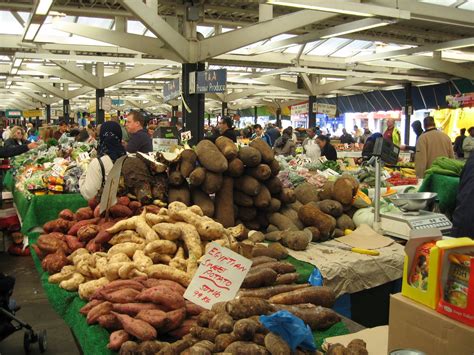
[163,78,181,102]
[112,99,124,106]
[5,110,22,118]
[100,97,112,111]
[446,93,474,108]
[195,69,227,94]
[291,103,309,116]
[184,242,251,309]
[23,109,43,118]
[313,103,337,117]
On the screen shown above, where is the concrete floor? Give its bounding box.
[0,252,80,355]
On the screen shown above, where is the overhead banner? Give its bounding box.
[313,103,337,117]
[163,78,180,102]
[5,110,22,118]
[112,99,124,106]
[447,93,474,108]
[23,109,43,118]
[195,69,227,94]
[291,103,309,116]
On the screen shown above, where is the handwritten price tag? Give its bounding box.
[184,242,252,309]
[181,130,192,142]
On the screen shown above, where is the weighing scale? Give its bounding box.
[370,137,453,240]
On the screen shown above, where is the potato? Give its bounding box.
[332,177,355,205]
[265,332,290,355]
[247,164,272,181]
[274,304,341,330]
[234,191,254,207]
[268,213,299,231]
[319,181,334,200]
[298,204,336,239]
[189,167,207,186]
[269,159,280,176]
[233,318,259,341]
[180,149,197,178]
[281,230,312,251]
[249,138,274,163]
[294,183,319,205]
[235,175,261,196]
[279,188,296,204]
[209,312,234,333]
[267,243,289,259]
[227,158,245,177]
[191,189,215,217]
[195,140,228,173]
[215,333,237,352]
[224,341,268,354]
[201,171,223,194]
[168,184,191,206]
[238,146,262,167]
[318,200,344,217]
[337,214,355,231]
[267,198,281,213]
[226,297,276,319]
[216,136,238,160]
[265,176,283,195]
[269,286,336,308]
[242,268,277,288]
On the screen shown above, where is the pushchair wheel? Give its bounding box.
[39,329,47,353]
[23,330,33,353]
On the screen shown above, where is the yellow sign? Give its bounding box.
[23,109,43,118]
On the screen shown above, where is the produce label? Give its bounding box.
[184,242,252,309]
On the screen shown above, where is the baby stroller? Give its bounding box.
[0,273,47,353]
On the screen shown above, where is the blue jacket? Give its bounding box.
[126,129,153,154]
[252,133,272,146]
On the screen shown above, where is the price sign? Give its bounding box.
[181,130,192,142]
[319,156,328,163]
[77,152,90,162]
[51,164,65,177]
[184,242,252,309]
[382,170,391,181]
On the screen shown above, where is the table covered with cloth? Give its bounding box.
[27,232,349,355]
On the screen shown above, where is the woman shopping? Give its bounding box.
[316,135,338,161]
[273,127,296,157]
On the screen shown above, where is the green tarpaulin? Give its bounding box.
[419,173,460,213]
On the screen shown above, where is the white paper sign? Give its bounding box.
[184,242,252,309]
[181,130,192,142]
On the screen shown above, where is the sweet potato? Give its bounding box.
[136,309,169,328]
[227,158,245,177]
[275,272,300,285]
[195,140,228,173]
[87,301,113,324]
[238,283,309,299]
[113,312,157,341]
[190,326,219,342]
[268,213,299,232]
[142,279,186,295]
[41,250,69,274]
[251,245,285,260]
[67,217,100,236]
[76,207,94,221]
[235,175,261,196]
[37,234,69,254]
[77,224,99,242]
[269,286,336,308]
[273,304,341,330]
[80,299,103,315]
[96,280,145,295]
[136,285,185,310]
[112,303,160,316]
[128,201,142,213]
[224,341,268,354]
[168,318,197,338]
[250,138,274,163]
[233,318,259,341]
[59,209,75,221]
[88,197,99,210]
[189,167,207,187]
[108,330,130,351]
[265,176,283,195]
[209,312,234,333]
[43,218,71,234]
[265,332,290,355]
[215,333,237,352]
[97,313,122,331]
[180,149,198,178]
[251,256,277,266]
[185,301,205,316]
[161,308,187,333]
[214,176,234,228]
[103,288,140,303]
[252,261,295,274]
[216,136,238,160]
[196,310,215,327]
[191,189,215,217]
[64,235,84,251]
[110,204,133,218]
[238,146,262,167]
[226,297,276,319]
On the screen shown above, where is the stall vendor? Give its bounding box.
[79,121,126,201]
[316,135,337,161]
[302,127,321,160]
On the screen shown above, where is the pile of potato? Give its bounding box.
[78,276,205,351]
[44,201,246,296]
[262,175,360,244]
[168,138,296,232]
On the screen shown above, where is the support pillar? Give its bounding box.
[45,104,51,124]
[182,63,205,146]
[308,95,316,128]
[96,88,105,124]
[63,99,70,124]
[404,82,412,145]
[222,102,228,117]
[171,105,179,125]
[254,106,258,124]
[207,113,211,127]
[276,108,282,128]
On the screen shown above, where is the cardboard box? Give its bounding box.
[388,293,474,355]
[401,229,442,309]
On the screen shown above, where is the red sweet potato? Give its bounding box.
[88,197,99,210]
[67,217,100,236]
[77,224,99,242]
[128,201,142,214]
[103,288,140,303]
[86,239,102,253]
[31,244,43,259]
[87,301,113,324]
[80,300,103,315]
[145,205,160,214]
[59,209,75,221]
[185,301,205,316]
[110,204,133,218]
[75,207,94,221]
[142,279,186,295]
[97,314,122,331]
[92,280,144,299]
[117,196,131,206]
[135,286,185,310]
[43,219,70,233]
[48,232,65,240]
[112,312,157,341]
[94,205,101,218]
[168,318,197,338]
[108,330,130,351]
[136,309,169,329]
[161,308,186,333]
[64,235,84,252]
[112,303,162,316]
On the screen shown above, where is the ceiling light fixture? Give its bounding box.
[35,0,54,15]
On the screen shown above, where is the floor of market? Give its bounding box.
[0,252,79,355]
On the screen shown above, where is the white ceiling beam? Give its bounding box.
[299,73,315,96]
[27,83,65,98]
[226,88,266,102]
[20,91,58,105]
[119,0,190,62]
[266,0,411,19]
[347,37,474,63]
[52,61,100,88]
[11,11,25,27]
[65,86,95,100]
[313,77,371,95]
[52,22,182,63]
[29,65,94,88]
[102,65,162,88]
[198,10,336,61]
[255,76,309,95]
[249,18,393,55]
[398,57,474,81]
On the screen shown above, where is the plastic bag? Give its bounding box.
[259,310,316,351]
[308,267,323,286]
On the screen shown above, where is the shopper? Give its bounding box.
[316,135,338,161]
[453,128,466,158]
[340,128,355,144]
[125,111,153,153]
[251,124,271,146]
[415,116,454,178]
[353,125,362,142]
[273,127,296,157]
[383,118,401,146]
[266,123,281,146]
[53,121,68,140]
[462,127,474,159]
[211,116,237,142]
[452,153,474,237]
[111,116,129,142]
[4,127,29,150]
[302,127,321,161]
[404,121,424,152]
[361,128,371,144]
[79,121,127,201]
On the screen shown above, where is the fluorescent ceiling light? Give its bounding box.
[13,59,22,68]
[24,23,41,40]
[35,0,54,15]
[321,19,393,39]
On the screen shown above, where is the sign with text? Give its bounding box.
[313,103,337,117]
[291,103,309,116]
[163,78,181,102]
[181,130,192,142]
[5,110,22,118]
[184,242,252,309]
[195,69,227,94]
[23,109,43,118]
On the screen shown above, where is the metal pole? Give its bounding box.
[374,157,382,225]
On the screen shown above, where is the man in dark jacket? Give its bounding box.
[266,123,281,147]
[0,141,37,158]
[125,111,153,153]
[452,152,474,237]
[453,128,466,158]
[213,116,237,142]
